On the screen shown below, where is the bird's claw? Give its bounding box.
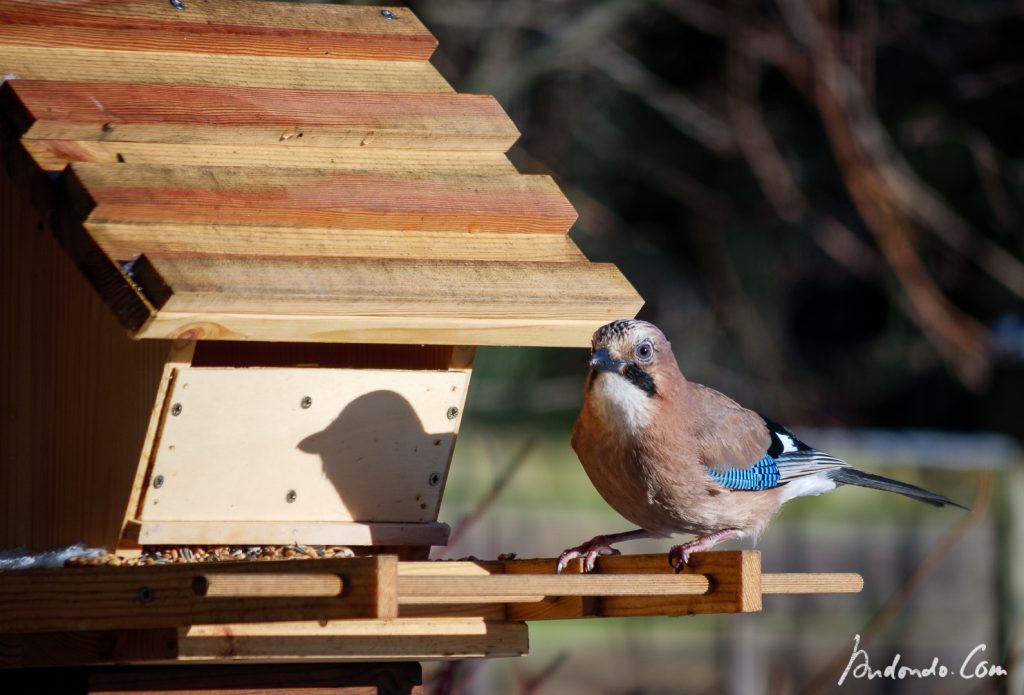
[556,535,622,573]
[668,544,694,573]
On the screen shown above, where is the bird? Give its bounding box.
[557,318,966,574]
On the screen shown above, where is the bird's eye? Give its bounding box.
[635,341,654,362]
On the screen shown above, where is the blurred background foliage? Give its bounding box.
[313,1,1024,692]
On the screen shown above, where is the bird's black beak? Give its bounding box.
[590,348,627,374]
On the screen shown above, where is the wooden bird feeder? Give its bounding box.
[0,1,862,689]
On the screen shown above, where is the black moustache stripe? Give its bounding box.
[623,363,657,396]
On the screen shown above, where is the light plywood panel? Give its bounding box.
[6,82,521,149]
[139,367,469,523]
[0,47,451,91]
[0,1,437,61]
[129,520,450,547]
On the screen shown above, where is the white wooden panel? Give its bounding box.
[140,367,467,523]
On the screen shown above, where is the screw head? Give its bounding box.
[428,472,441,487]
[153,474,165,489]
[300,396,313,409]
[170,403,182,416]
[286,490,297,503]
[380,9,397,19]
[446,406,459,420]
[137,586,155,604]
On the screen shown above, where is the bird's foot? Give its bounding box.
[668,529,740,572]
[556,535,623,574]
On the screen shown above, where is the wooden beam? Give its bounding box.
[22,142,518,174]
[0,47,451,91]
[0,556,397,634]
[0,0,438,61]
[6,82,520,150]
[66,164,570,232]
[128,521,450,549]
[398,574,711,603]
[178,618,528,661]
[131,314,623,348]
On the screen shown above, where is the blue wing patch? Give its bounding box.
[707,454,781,491]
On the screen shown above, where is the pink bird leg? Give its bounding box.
[556,529,651,573]
[668,528,740,572]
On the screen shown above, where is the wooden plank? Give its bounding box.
[0,0,437,61]
[0,156,166,551]
[129,521,451,548]
[86,226,589,265]
[0,629,179,668]
[398,574,711,602]
[0,556,397,633]
[87,663,424,695]
[67,164,570,232]
[135,257,639,320]
[139,367,468,523]
[6,82,518,149]
[133,314,628,348]
[178,618,528,661]
[189,342,460,370]
[119,341,195,552]
[22,141,517,173]
[0,47,451,91]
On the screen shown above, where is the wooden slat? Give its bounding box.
[0,47,452,91]
[0,556,397,634]
[88,226,588,265]
[128,521,451,548]
[67,164,568,232]
[0,1,437,61]
[138,257,637,318]
[762,573,864,594]
[21,141,518,173]
[132,314,627,347]
[5,82,518,150]
[178,618,528,661]
[399,574,711,603]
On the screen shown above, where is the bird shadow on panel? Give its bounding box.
[297,390,452,526]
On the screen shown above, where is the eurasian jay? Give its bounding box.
[558,319,966,573]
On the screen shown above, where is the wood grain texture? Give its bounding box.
[22,141,517,173]
[138,367,467,523]
[0,46,451,91]
[128,521,450,548]
[86,225,588,265]
[7,82,518,149]
[86,663,424,695]
[0,556,397,634]
[0,0,436,60]
[68,164,570,232]
[0,159,166,551]
[132,314,627,348]
[179,618,528,661]
[761,573,863,593]
[139,257,639,319]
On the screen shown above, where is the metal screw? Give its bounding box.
[153,474,165,489]
[380,9,397,19]
[446,406,459,420]
[428,472,440,487]
[171,403,182,416]
[137,586,154,604]
[170,0,186,10]
[300,396,313,409]
[286,490,297,503]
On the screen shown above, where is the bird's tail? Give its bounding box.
[830,468,969,510]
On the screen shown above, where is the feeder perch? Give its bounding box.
[0,0,863,686]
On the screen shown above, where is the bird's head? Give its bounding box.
[587,319,677,400]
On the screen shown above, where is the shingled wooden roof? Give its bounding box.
[0,0,642,346]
